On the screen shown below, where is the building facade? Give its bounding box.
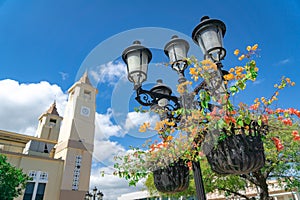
[0,72,97,200]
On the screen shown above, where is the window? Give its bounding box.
[75,155,82,166]
[23,171,48,200]
[84,90,91,100]
[48,119,56,128]
[23,182,35,200]
[39,172,48,181]
[28,170,37,181]
[72,155,82,190]
[35,183,46,200]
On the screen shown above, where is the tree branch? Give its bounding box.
[265,160,280,178]
[218,187,251,200]
[240,174,260,186]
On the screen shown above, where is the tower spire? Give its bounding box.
[46,101,59,116]
[79,71,92,85]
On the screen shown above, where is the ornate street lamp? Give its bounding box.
[84,186,104,200]
[192,16,228,101]
[164,35,190,74]
[122,40,152,90]
[122,16,227,200]
[97,191,104,200]
[192,16,226,62]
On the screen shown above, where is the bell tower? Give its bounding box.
[36,101,63,141]
[54,72,97,200]
[23,102,63,156]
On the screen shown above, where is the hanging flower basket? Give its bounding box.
[204,122,266,175]
[153,159,189,193]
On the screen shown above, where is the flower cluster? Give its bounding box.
[234,44,258,60]
[272,137,284,151]
[114,44,300,187]
[292,130,300,141]
[177,81,192,94]
[188,58,217,82]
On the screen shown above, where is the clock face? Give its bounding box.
[80,106,90,117]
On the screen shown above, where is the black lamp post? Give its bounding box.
[84,186,104,200]
[122,16,227,200]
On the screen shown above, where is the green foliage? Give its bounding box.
[262,121,300,191]
[0,154,30,200]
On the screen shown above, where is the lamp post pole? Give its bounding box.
[122,16,227,200]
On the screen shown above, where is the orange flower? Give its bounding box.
[275,108,284,113]
[223,73,235,80]
[165,135,173,142]
[224,115,236,124]
[139,122,150,132]
[165,120,175,127]
[251,44,258,51]
[262,115,268,124]
[234,49,240,56]
[189,67,197,75]
[238,54,245,61]
[250,103,259,110]
[187,161,192,170]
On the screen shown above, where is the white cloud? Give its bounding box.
[95,108,124,139]
[90,61,127,86]
[275,58,291,66]
[59,72,69,80]
[93,139,125,165]
[95,108,160,140]
[90,166,144,200]
[0,79,68,135]
[124,111,159,131]
[252,78,264,85]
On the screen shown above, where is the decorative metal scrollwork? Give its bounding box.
[135,86,181,110]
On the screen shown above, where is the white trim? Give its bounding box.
[26,170,48,200]
[72,155,82,190]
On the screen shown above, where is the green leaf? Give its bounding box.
[237,118,244,127]
[237,81,246,90]
[257,119,262,126]
[201,101,208,109]
[244,116,251,125]
[217,119,226,129]
[229,86,238,94]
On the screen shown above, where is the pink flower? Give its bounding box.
[292,130,299,136]
[272,137,284,151]
[293,136,300,141]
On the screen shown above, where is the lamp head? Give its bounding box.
[192,16,226,62]
[122,40,152,89]
[150,79,172,107]
[164,35,190,73]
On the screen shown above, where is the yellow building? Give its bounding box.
[0,72,97,200]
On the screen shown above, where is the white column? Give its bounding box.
[31,171,41,200]
[293,192,300,200]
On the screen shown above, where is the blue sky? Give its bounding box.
[0,0,300,199]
